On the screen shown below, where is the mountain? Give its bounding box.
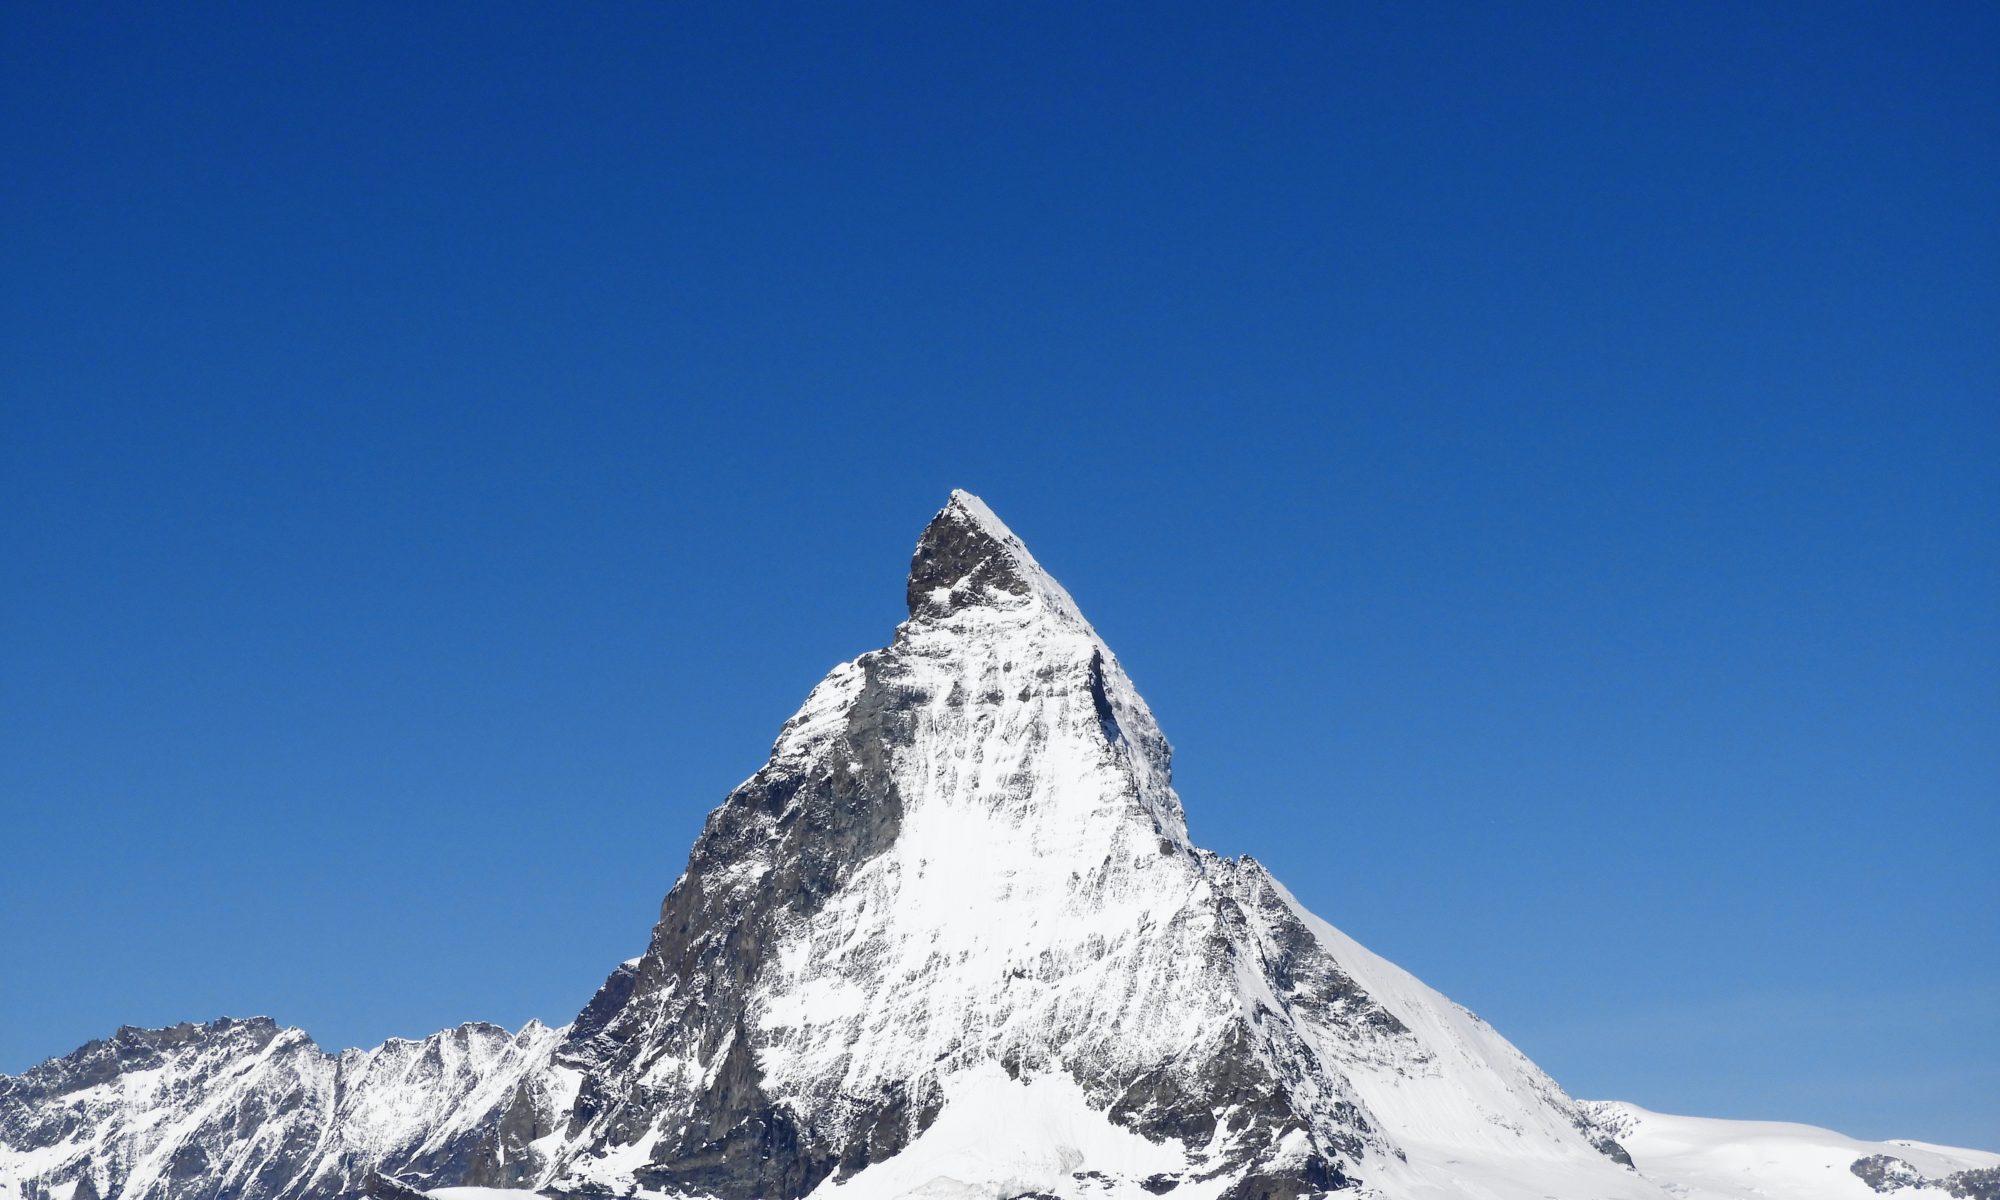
[0,1019,566,1200]
[4,491,1992,1200]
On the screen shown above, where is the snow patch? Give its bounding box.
[811,1064,1186,1200]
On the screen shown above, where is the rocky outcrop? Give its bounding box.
[1853,1154,1930,1193]
[1850,1156,2000,1198]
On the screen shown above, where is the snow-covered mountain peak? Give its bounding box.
[9,492,1992,1200]
[533,493,1665,1199]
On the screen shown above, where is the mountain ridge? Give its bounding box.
[5,492,1992,1200]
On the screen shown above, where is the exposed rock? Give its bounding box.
[1947,1166,2000,1200]
[1588,1135,1634,1168]
[360,1173,436,1200]
[1853,1154,1929,1193]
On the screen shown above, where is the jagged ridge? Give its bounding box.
[0,1018,568,1200]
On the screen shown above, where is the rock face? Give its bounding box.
[3,492,1993,1200]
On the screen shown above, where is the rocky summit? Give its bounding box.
[4,493,1995,1200]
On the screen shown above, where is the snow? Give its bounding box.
[809,1063,1189,1200]
[1241,873,1629,1184]
[1578,1101,2000,1199]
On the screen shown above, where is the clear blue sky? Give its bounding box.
[3,1,1994,1148]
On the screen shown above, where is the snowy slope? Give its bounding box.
[402,1107,2000,1200]
[1578,1102,2000,1199]
[2,490,1990,1200]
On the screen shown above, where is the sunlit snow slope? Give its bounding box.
[1579,1102,1999,1199]
[3,492,1991,1200]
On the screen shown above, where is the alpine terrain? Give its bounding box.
[4,492,1993,1200]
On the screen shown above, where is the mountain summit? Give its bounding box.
[5,493,1995,1200]
[905,489,1077,619]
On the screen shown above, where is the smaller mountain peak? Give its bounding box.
[907,490,1080,622]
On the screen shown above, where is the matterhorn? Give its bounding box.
[4,492,1994,1200]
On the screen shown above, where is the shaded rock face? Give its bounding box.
[2,491,1665,1200]
[551,642,931,1199]
[1586,1135,1635,1168]
[905,496,1035,619]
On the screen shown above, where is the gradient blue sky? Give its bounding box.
[3,1,1995,1148]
